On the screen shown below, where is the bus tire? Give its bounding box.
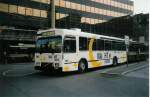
[113,57,118,66]
[78,59,88,73]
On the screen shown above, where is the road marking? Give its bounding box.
[121,65,148,75]
[100,62,148,75]
[2,70,11,76]
[2,69,35,77]
[100,65,125,74]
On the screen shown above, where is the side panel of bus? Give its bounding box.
[78,51,127,69]
[62,36,127,72]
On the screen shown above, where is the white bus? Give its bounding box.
[34,28,127,72]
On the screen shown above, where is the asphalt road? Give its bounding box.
[0,61,149,97]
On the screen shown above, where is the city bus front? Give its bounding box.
[34,31,63,71]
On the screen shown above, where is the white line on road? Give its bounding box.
[100,62,148,75]
[2,69,35,77]
[121,65,148,75]
[2,70,10,76]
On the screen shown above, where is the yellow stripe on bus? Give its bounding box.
[88,38,102,67]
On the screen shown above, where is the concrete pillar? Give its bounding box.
[51,0,55,28]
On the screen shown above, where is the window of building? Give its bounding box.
[32,0,50,4]
[66,1,70,8]
[31,0,40,3]
[85,18,91,24]
[95,8,99,14]
[98,0,104,3]
[48,0,50,4]
[41,10,47,18]
[110,0,115,6]
[76,3,81,11]
[103,0,107,5]
[60,0,65,7]
[9,5,17,13]
[91,0,95,2]
[131,6,134,11]
[26,7,33,16]
[79,37,88,50]
[56,13,60,20]
[41,0,49,4]
[58,13,68,19]
[107,0,111,5]
[81,4,85,11]
[103,9,107,15]
[86,6,91,12]
[81,17,86,23]
[91,7,94,13]
[98,19,103,23]
[55,0,60,6]
[107,10,110,16]
[91,18,95,24]
[71,2,76,9]
[0,3,8,12]
[110,10,114,17]
[94,19,98,24]
[33,9,41,17]
[18,6,25,15]
[98,8,103,14]
[119,2,124,9]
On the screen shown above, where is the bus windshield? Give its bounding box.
[36,36,62,53]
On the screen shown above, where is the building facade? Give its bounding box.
[0,0,134,32]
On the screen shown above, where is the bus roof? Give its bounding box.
[37,28,136,42]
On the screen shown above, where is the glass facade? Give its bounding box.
[0,0,133,34]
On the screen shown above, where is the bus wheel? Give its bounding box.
[78,60,87,73]
[113,57,118,66]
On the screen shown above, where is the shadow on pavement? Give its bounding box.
[26,64,123,78]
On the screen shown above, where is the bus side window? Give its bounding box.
[112,41,116,50]
[104,40,112,50]
[113,41,123,51]
[121,42,126,50]
[93,39,97,50]
[79,37,87,51]
[97,39,104,50]
[63,36,76,53]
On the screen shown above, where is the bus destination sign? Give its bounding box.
[42,31,55,37]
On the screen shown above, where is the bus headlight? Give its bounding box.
[35,62,41,66]
[54,63,59,69]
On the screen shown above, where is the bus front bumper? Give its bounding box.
[34,63,62,72]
